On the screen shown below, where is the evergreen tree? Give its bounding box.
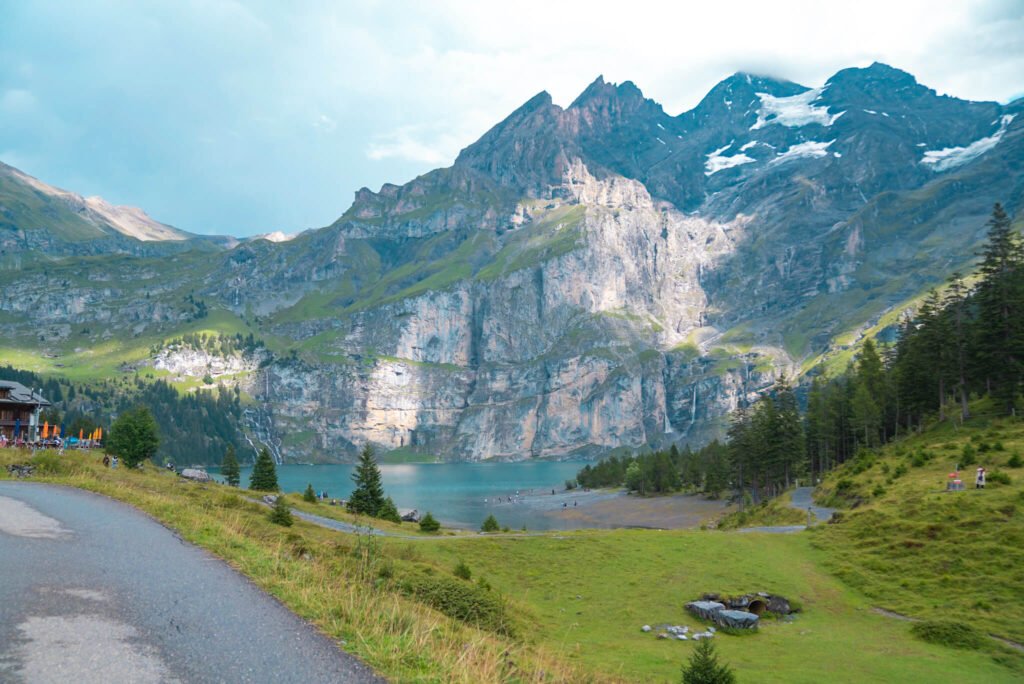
[221,445,240,487]
[773,376,805,488]
[976,203,1024,413]
[419,511,441,533]
[269,495,293,526]
[378,496,401,523]
[945,271,972,421]
[481,514,500,532]
[250,447,278,491]
[303,483,317,503]
[106,405,160,468]
[347,444,386,516]
[681,638,736,684]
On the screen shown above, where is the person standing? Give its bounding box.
[976,467,986,489]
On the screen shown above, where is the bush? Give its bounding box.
[960,444,977,467]
[987,471,1011,486]
[378,496,402,523]
[399,573,513,635]
[268,496,293,527]
[910,620,985,650]
[419,512,440,533]
[1007,453,1022,468]
[564,479,577,490]
[303,483,317,503]
[892,464,908,479]
[481,514,500,532]
[872,485,886,498]
[453,560,472,580]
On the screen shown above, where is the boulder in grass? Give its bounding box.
[180,468,211,482]
[685,600,725,622]
[641,625,652,632]
[717,609,759,630]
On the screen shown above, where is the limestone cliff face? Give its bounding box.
[1,63,1021,462]
[242,160,783,461]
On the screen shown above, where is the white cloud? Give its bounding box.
[366,126,452,165]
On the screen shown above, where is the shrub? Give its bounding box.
[481,514,500,532]
[419,512,441,533]
[453,560,472,580]
[993,441,1006,452]
[378,496,402,523]
[960,444,977,466]
[564,479,577,490]
[399,573,513,635]
[268,496,293,527]
[303,483,317,503]
[872,485,886,498]
[1007,453,1022,468]
[892,464,908,479]
[977,441,991,453]
[910,620,985,650]
[987,471,1011,486]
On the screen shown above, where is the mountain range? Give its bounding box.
[1,62,1022,462]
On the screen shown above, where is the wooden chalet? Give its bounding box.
[0,380,50,441]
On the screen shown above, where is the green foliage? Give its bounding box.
[378,496,402,523]
[453,560,472,580]
[680,638,736,684]
[1007,453,1022,468]
[418,511,441,533]
[988,471,1011,486]
[961,444,978,466]
[250,447,278,491]
[221,445,240,487]
[303,483,317,503]
[268,496,293,527]
[399,573,513,635]
[481,514,500,532]
[347,444,386,516]
[106,405,160,467]
[910,620,985,650]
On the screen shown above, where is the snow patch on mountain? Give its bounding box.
[769,140,835,165]
[751,88,845,130]
[705,145,755,175]
[921,114,1016,172]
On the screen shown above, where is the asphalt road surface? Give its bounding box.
[0,482,383,683]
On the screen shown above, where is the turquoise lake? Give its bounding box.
[214,461,595,531]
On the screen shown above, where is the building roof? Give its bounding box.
[0,380,51,407]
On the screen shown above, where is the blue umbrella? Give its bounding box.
[14,417,20,439]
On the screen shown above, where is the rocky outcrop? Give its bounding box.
[1,64,1021,463]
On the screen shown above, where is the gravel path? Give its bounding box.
[0,482,383,684]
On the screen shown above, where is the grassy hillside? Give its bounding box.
[3,446,1020,682]
[811,401,1024,657]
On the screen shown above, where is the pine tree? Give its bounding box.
[681,638,736,684]
[221,445,240,487]
[945,271,972,421]
[378,496,401,523]
[303,483,317,503]
[347,444,386,516]
[269,495,293,526]
[976,203,1024,413]
[481,514,500,532]
[419,511,441,533]
[250,447,278,491]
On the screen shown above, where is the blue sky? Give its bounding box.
[1,0,1022,237]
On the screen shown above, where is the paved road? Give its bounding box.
[0,482,383,684]
[735,487,836,534]
[790,486,835,522]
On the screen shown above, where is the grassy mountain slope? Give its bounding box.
[811,400,1024,653]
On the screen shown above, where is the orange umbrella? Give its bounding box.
[97,426,103,440]
[42,422,49,439]
[79,428,84,441]
[54,425,60,437]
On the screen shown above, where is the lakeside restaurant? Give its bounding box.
[0,380,50,442]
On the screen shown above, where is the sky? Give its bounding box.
[1,0,1023,237]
